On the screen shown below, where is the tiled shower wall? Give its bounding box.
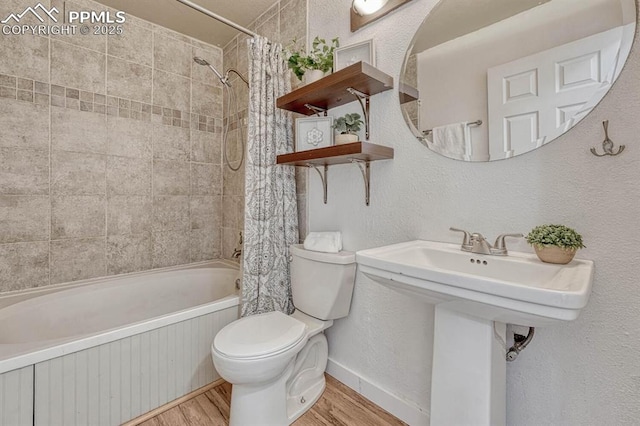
[222,0,309,257]
[0,0,224,293]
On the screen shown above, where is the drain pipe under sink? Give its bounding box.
[506,327,535,362]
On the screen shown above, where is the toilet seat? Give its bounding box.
[214,311,307,359]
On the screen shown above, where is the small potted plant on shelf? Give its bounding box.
[526,224,585,264]
[284,36,339,83]
[332,113,363,145]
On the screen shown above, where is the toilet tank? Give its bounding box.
[290,244,356,320]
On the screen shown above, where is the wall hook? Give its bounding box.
[591,120,625,157]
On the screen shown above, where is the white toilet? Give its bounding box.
[211,244,356,426]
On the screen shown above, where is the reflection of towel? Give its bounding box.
[303,232,342,253]
[431,122,469,160]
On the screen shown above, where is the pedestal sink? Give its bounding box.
[356,240,594,426]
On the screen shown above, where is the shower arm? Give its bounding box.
[225,69,249,87]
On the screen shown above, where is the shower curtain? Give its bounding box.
[242,36,299,317]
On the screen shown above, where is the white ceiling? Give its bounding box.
[412,0,551,53]
[94,0,280,47]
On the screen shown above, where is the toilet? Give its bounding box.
[211,244,356,426]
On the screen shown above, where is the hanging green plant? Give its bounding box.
[284,36,339,80]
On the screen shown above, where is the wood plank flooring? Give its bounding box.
[136,374,407,426]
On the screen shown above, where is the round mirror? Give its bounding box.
[399,0,636,161]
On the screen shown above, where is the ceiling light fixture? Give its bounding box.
[352,0,389,16]
[350,0,412,32]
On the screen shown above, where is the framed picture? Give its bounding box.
[295,116,334,152]
[333,39,375,71]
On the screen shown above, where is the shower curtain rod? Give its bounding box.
[176,0,259,38]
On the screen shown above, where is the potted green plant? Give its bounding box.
[332,113,363,145]
[284,36,339,83]
[525,224,585,264]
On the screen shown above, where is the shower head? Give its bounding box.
[193,56,210,66]
[193,56,228,86]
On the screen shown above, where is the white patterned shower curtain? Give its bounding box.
[242,36,299,316]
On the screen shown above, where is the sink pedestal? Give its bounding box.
[431,305,506,426]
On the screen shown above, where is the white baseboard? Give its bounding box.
[326,358,430,425]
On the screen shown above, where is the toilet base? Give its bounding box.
[227,333,329,426]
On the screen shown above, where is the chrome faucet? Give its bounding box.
[450,227,523,256]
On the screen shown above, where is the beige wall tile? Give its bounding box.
[0,35,49,82]
[0,148,49,195]
[107,57,153,103]
[108,23,153,66]
[51,106,107,154]
[153,159,190,195]
[51,195,106,239]
[235,35,251,82]
[153,33,192,78]
[51,41,106,94]
[152,195,189,232]
[223,162,245,196]
[107,233,152,275]
[152,230,190,268]
[107,115,153,159]
[222,195,240,230]
[191,129,221,164]
[191,81,221,117]
[50,238,106,284]
[223,39,237,73]
[107,195,152,236]
[0,241,49,292]
[190,228,220,262]
[50,0,107,52]
[0,101,49,150]
[191,195,222,231]
[0,196,49,243]
[191,163,222,196]
[152,124,190,161]
[222,226,241,260]
[51,151,106,195]
[280,0,307,49]
[106,156,151,196]
[152,70,190,111]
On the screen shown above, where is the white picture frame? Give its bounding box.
[295,116,334,152]
[333,39,375,71]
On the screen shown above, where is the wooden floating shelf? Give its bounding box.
[277,62,394,115]
[276,142,394,167]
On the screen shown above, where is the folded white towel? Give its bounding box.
[430,122,469,160]
[303,232,343,253]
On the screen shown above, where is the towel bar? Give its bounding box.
[423,120,482,136]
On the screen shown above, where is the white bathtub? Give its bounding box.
[0,261,240,426]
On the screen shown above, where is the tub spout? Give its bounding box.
[232,248,242,259]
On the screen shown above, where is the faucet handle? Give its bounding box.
[238,231,243,245]
[492,233,524,254]
[450,227,472,250]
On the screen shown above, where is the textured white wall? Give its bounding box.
[308,0,640,424]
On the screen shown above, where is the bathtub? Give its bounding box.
[0,261,240,426]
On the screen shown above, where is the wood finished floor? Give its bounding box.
[138,374,407,426]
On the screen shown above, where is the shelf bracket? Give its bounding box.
[307,163,328,204]
[350,159,371,206]
[304,104,328,117]
[346,87,370,140]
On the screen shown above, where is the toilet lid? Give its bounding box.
[214,311,307,359]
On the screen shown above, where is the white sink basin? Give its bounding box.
[356,240,594,326]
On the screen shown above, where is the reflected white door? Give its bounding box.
[487,27,623,160]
